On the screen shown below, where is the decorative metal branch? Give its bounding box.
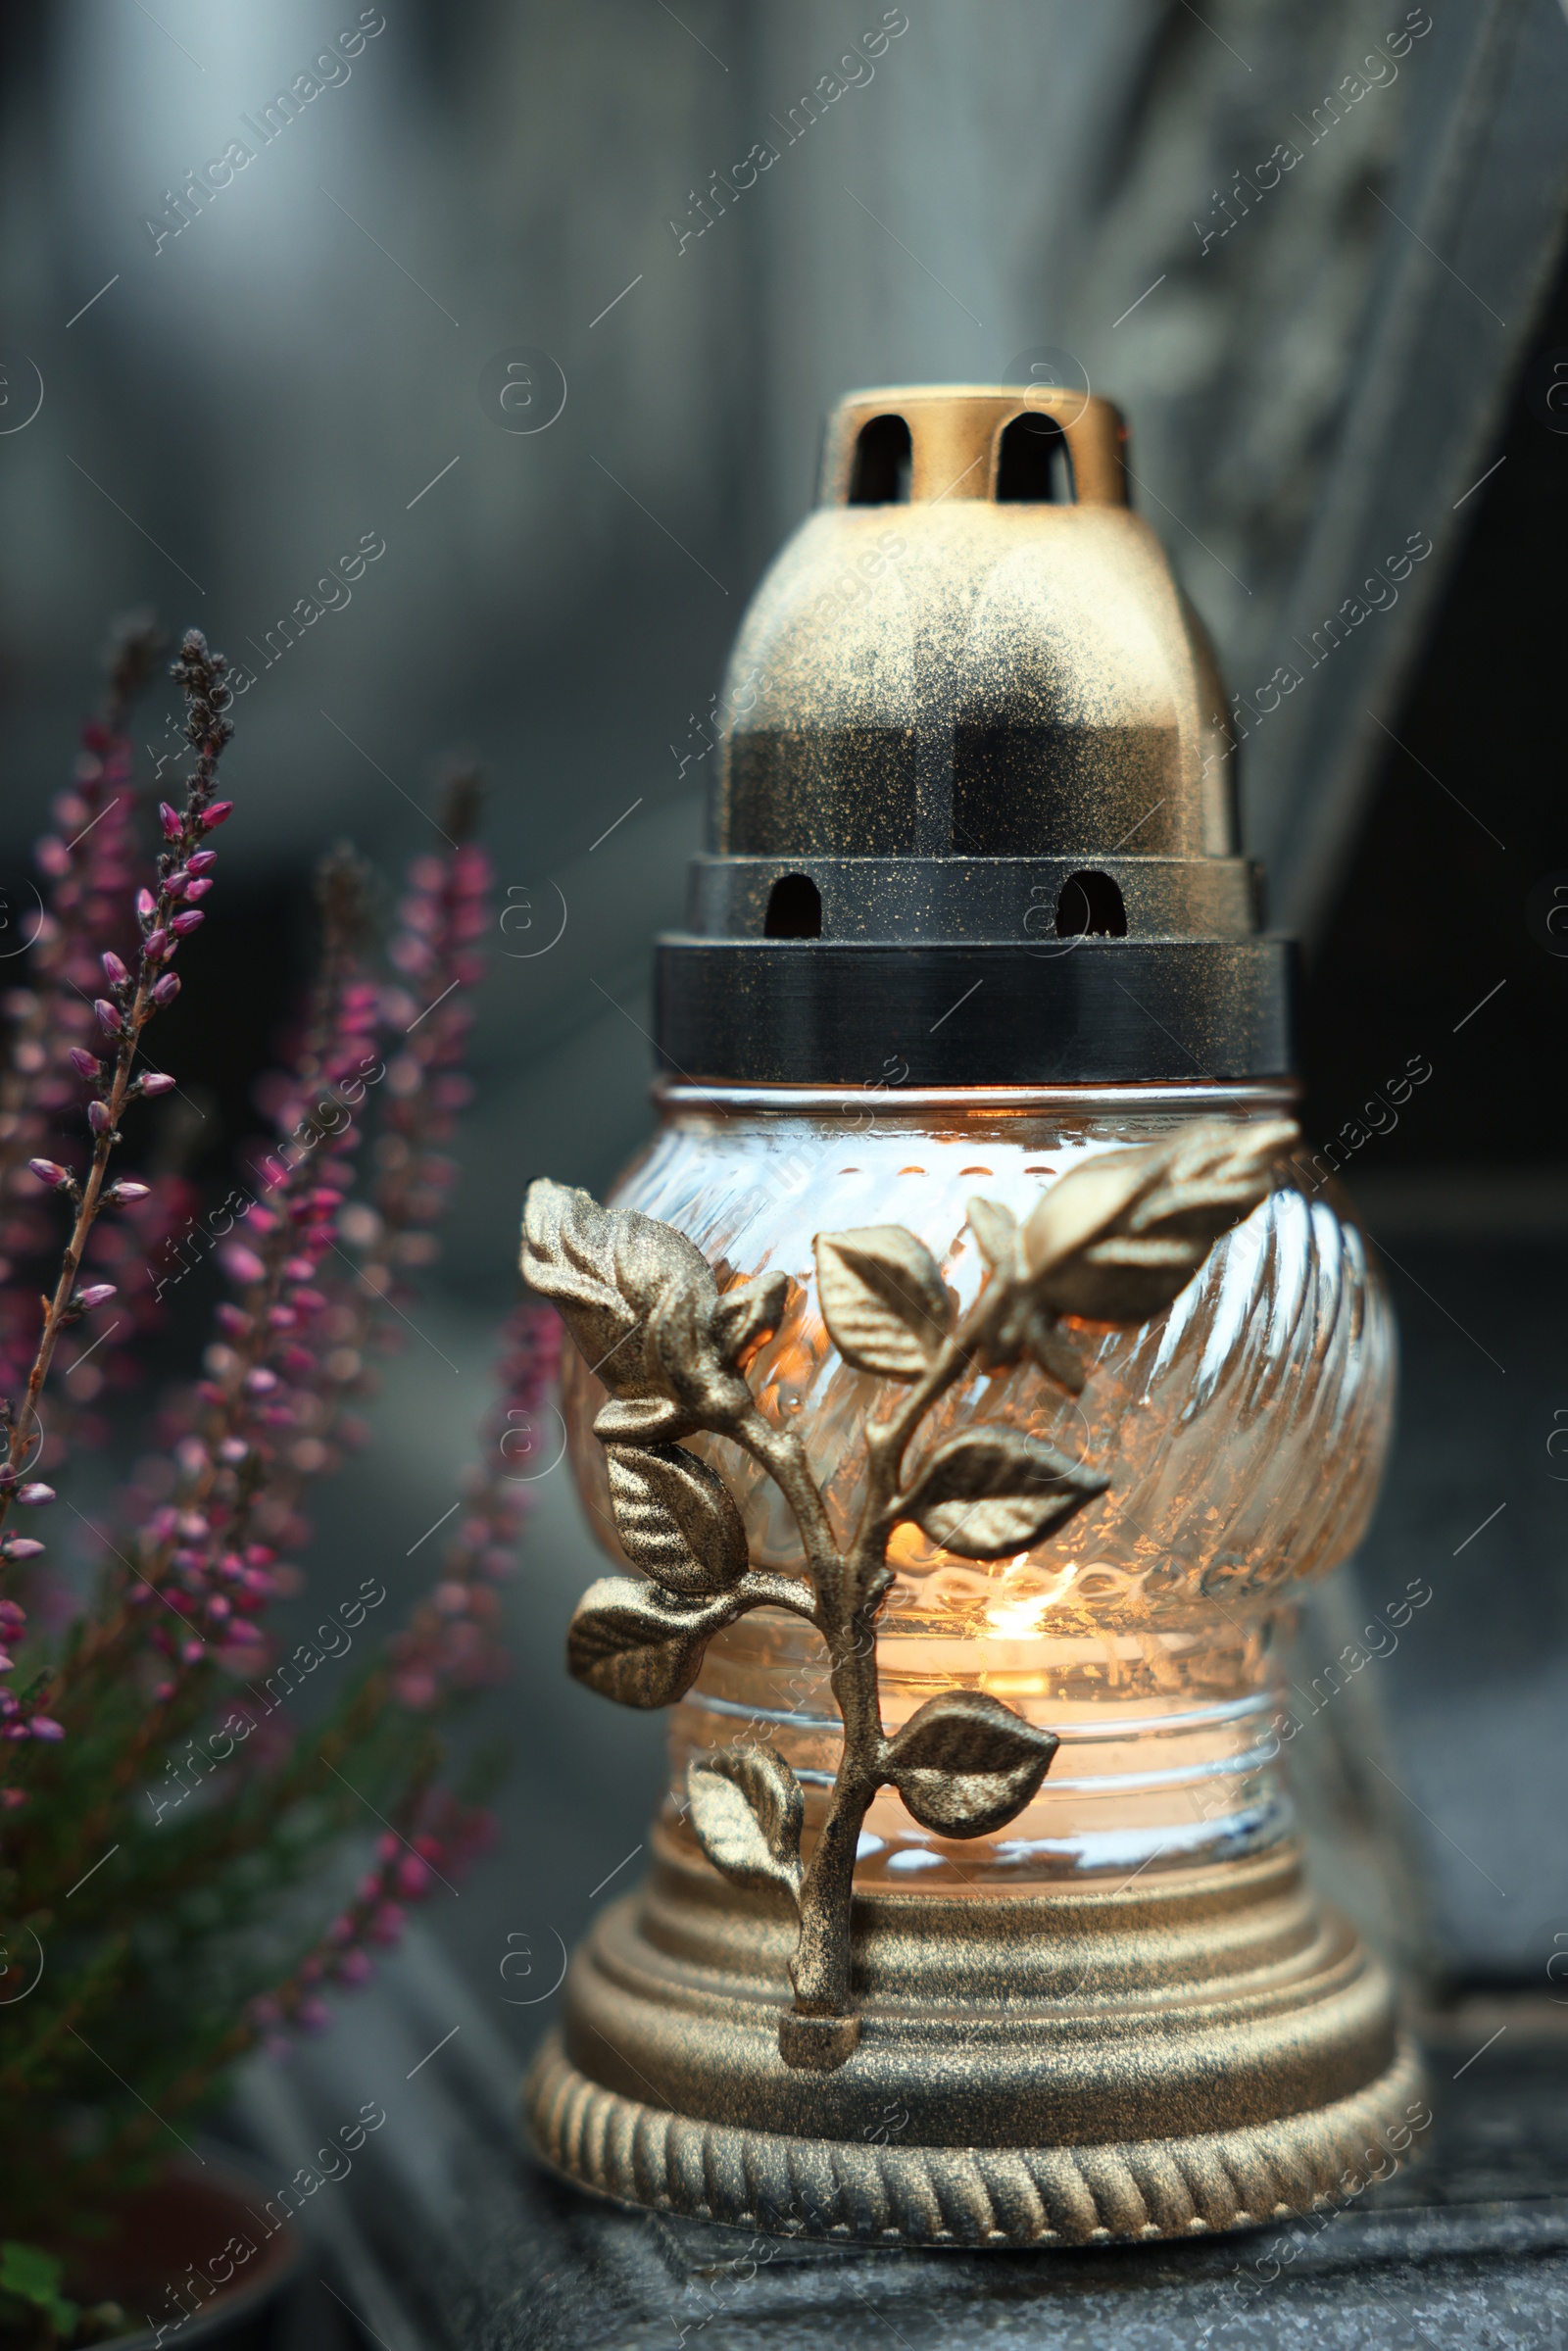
[521,1115,1298,2068]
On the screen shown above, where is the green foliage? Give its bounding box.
[0,2243,78,2345]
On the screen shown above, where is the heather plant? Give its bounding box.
[0,628,551,2273]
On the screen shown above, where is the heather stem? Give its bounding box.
[0,630,232,1581]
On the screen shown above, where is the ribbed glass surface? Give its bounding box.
[564,1089,1395,1886]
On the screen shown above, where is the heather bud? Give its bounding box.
[171,910,205,937]
[16,1484,56,1506]
[27,1716,65,1742]
[151,973,180,1006]
[369,1902,407,1946]
[159,801,182,841]
[101,951,129,987]
[138,1070,177,1096]
[136,887,158,927]
[27,1158,71,1189]
[143,929,171,960]
[106,1178,151,1203]
[69,1048,102,1080]
[94,998,123,1035]
[75,1285,117,1310]
[0,1540,44,1562]
[220,1243,267,1285]
[187,850,218,874]
[202,801,234,830]
[182,877,214,902]
[87,1101,112,1134]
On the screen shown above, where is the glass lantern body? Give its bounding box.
[564,1080,1395,1895]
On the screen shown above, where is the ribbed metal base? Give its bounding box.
[526,2030,1426,2247]
[522,1831,1427,2247]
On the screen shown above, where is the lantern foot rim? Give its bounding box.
[523,2029,1427,2249]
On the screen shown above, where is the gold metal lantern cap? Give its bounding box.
[520,385,1427,2250]
[655,380,1287,1091]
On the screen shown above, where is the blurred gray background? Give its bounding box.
[2,0,1567,2077]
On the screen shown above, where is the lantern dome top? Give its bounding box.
[655,383,1293,1088]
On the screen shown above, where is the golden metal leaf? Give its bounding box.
[965,1194,1020,1274]
[565,1574,741,1709]
[522,1178,711,1438]
[1022,1117,1299,1323]
[886,1690,1060,1838]
[606,1442,749,1594]
[813,1225,952,1380]
[710,1271,792,1367]
[899,1426,1109,1560]
[687,1746,805,1904]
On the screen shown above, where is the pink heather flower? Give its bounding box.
[69,1048,101,1080]
[27,1159,72,1189]
[202,801,234,830]
[27,1716,65,1741]
[135,886,157,925]
[143,929,171,960]
[138,1070,176,1096]
[75,1285,117,1309]
[182,878,214,902]
[151,973,180,1005]
[0,1602,25,1641]
[1,1540,44,1561]
[105,1179,151,1203]
[87,1101,112,1134]
[159,801,182,840]
[219,1243,267,1286]
[395,1854,431,1898]
[93,998,122,1035]
[171,910,204,937]
[337,1949,374,1987]
[187,850,218,873]
[16,1484,56,1506]
[101,951,129,986]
